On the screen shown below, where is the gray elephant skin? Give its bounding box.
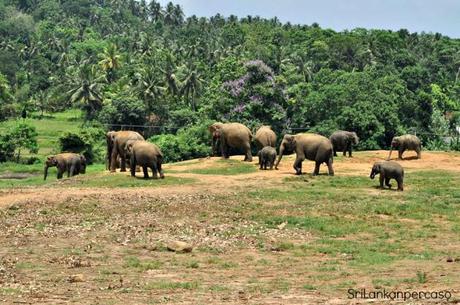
[126,140,164,179]
[275,133,334,176]
[254,126,277,151]
[329,130,359,157]
[209,122,224,156]
[210,122,253,162]
[44,153,86,180]
[258,146,277,170]
[370,161,404,191]
[107,130,144,172]
[387,134,421,160]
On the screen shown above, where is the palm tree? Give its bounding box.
[148,0,163,22]
[180,66,203,111]
[134,68,165,114]
[67,64,104,120]
[98,44,121,83]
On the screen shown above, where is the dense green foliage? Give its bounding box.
[0,121,38,162]
[58,127,106,163]
[0,0,459,162]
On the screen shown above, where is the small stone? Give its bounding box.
[167,241,193,253]
[446,257,454,263]
[277,222,287,230]
[68,274,85,283]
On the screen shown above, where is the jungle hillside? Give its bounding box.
[0,0,460,164]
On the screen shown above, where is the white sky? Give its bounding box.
[157,0,460,38]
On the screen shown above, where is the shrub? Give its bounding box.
[149,120,212,163]
[0,121,38,162]
[58,127,106,163]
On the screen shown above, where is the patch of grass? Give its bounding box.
[416,271,427,283]
[302,284,316,290]
[0,287,22,295]
[172,159,256,175]
[0,168,196,189]
[123,256,162,271]
[144,281,200,290]
[185,260,199,269]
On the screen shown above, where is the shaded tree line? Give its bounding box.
[0,0,459,157]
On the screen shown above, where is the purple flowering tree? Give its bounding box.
[220,60,287,133]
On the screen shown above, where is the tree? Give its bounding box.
[0,121,38,162]
[67,64,104,120]
[98,43,121,83]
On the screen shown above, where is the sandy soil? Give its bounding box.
[0,151,459,304]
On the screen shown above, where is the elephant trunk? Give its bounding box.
[387,147,393,161]
[274,144,284,170]
[44,165,49,180]
[370,170,376,179]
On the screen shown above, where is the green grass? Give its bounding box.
[144,281,200,290]
[246,170,460,268]
[169,159,256,175]
[123,256,163,271]
[0,164,196,189]
[0,109,83,158]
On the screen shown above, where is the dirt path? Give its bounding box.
[1,151,459,208]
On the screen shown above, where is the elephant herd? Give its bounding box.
[209,122,423,191]
[43,122,422,192]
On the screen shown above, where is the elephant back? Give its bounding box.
[255,126,276,148]
[222,123,252,142]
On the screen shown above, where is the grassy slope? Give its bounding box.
[0,109,82,159]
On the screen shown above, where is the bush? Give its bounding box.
[0,121,38,162]
[149,121,212,163]
[58,127,106,164]
[98,94,146,127]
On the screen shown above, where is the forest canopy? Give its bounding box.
[0,0,459,155]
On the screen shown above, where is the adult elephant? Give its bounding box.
[211,122,253,162]
[387,134,421,160]
[275,133,334,176]
[125,140,164,179]
[329,130,359,157]
[209,122,224,156]
[107,130,144,172]
[44,153,85,180]
[254,126,277,151]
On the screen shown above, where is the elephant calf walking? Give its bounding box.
[387,134,421,160]
[44,153,86,180]
[329,130,359,157]
[126,141,164,179]
[370,161,404,191]
[258,146,277,170]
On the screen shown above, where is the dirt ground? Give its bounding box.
[0,151,459,304]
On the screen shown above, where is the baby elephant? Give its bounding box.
[44,153,86,180]
[258,146,277,170]
[370,161,404,191]
[126,140,164,179]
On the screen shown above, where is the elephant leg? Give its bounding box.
[158,161,165,179]
[244,143,252,162]
[120,152,127,172]
[416,147,421,159]
[293,156,303,175]
[379,174,385,188]
[398,148,404,160]
[313,161,321,176]
[151,162,159,179]
[130,157,136,177]
[348,145,352,157]
[142,166,149,179]
[342,148,346,156]
[57,169,63,179]
[385,177,392,188]
[397,178,404,191]
[333,150,337,157]
[69,164,77,177]
[110,147,118,172]
[327,158,334,176]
